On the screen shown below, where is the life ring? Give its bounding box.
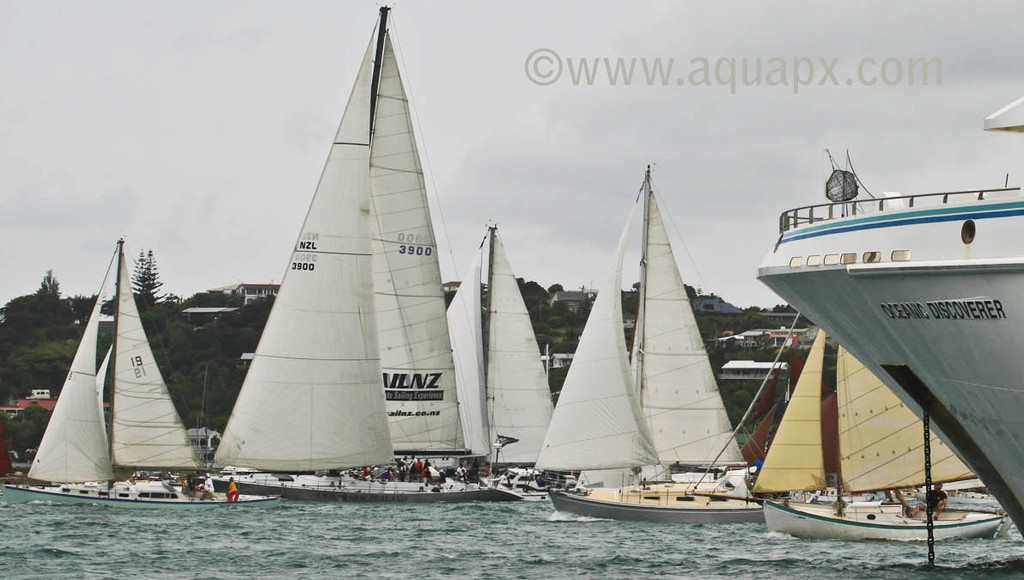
[227,489,240,502]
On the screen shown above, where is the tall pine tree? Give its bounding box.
[133,249,164,306]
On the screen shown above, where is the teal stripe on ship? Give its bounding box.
[781,199,1024,244]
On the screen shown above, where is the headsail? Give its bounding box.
[448,241,490,457]
[837,347,974,492]
[29,252,116,483]
[536,199,658,471]
[112,247,200,470]
[753,329,828,493]
[216,31,394,470]
[370,34,465,454]
[486,228,555,465]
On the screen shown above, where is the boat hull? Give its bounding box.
[225,475,521,503]
[763,500,1008,540]
[758,194,1024,531]
[1,484,279,508]
[549,490,764,524]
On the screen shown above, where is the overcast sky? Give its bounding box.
[3,0,1024,310]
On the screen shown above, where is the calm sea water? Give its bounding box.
[2,498,1023,579]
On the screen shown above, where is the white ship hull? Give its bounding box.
[758,190,1024,530]
[763,500,1007,540]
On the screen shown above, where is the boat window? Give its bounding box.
[789,257,802,268]
[806,255,822,266]
[79,490,90,494]
[139,493,151,498]
[862,251,882,263]
[823,254,840,265]
[962,220,976,244]
[643,496,661,501]
[840,253,857,264]
[866,514,877,520]
[891,250,911,261]
[98,492,109,497]
[710,497,729,502]
[119,494,130,498]
[676,496,695,502]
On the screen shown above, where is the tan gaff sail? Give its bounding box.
[837,347,974,492]
[753,330,828,493]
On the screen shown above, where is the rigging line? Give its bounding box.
[388,15,460,284]
[648,173,710,297]
[694,313,803,489]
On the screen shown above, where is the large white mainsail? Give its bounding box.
[29,255,115,483]
[216,33,394,470]
[639,190,741,465]
[370,35,465,454]
[448,241,490,457]
[837,347,974,492]
[536,200,658,471]
[112,250,200,469]
[486,228,555,466]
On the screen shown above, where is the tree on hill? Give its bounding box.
[37,270,60,297]
[133,249,164,307]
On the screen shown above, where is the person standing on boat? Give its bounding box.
[227,477,239,502]
[203,473,215,500]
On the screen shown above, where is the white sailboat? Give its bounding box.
[2,241,278,508]
[538,167,763,523]
[755,332,1008,540]
[449,226,556,499]
[213,7,516,502]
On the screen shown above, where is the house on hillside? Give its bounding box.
[550,289,597,312]
[210,283,280,305]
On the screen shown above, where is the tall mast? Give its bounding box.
[369,6,390,138]
[108,238,125,465]
[634,167,652,399]
[485,225,497,465]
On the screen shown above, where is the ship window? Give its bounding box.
[676,496,696,502]
[961,220,976,244]
[823,254,840,265]
[891,250,911,261]
[119,493,130,498]
[863,251,882,263]
[643,496,661,501]
[806,255,822,266]
[841,253,857,264]
[789,257,803,268]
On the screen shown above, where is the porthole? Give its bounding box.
[789,257,803,268]
[891,250,911,261]
[840,253,857,264]
[823,254,840,265]
[863,251,882,263]
[806,255,822,266]
[866,514,877,520]
[962,220,976,244]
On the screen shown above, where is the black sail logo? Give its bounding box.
[383,372,444,401]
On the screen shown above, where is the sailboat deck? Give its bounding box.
[587,483,760,510]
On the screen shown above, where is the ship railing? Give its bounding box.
[778,187,1021,234]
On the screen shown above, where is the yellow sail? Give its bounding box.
[837,347,974,492]
[753,330,827,493]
